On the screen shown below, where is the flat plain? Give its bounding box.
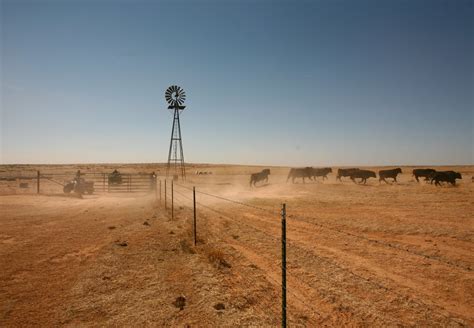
[0,164,473,327]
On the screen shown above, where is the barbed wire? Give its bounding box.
[191,198,419,323]
[289,214,471,272]
[165,193,320,323]
[174,182,280,215]
[172,188,193,203]
[286,239,467,326]
[208,206,469,323]
[176,185,472,273]
[165,183,469,325]
[172,185,471,272]
[184,200,322,321]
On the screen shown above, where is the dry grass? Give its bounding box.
[0,163,472,327]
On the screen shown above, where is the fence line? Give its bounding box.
[178,193,466,324]
[0,171,157,194]
[170,186,322,324]
[289,213,471,272]
[174,182,279,215]
[164,181,468,326]
[176,183,470,272]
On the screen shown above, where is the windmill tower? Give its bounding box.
[165,85,186,180]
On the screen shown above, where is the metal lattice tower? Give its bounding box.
[165,85,186,180]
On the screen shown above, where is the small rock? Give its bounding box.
[108,226,116,230]
[173,296,186,310]
[169,231,175,235]
[143,221,150,226]
[214,303,225,310]
[115,241,128,247]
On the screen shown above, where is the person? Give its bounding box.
[75,170,81,179]
[150,171,157,190]
[74,170,84,183]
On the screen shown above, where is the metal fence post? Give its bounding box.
[164,180,167,209]
[193,186,197,246]
[37,170,40,194]
[171,180,174,219]
[159,180,162,205]
[103,173,106,193]
[281,203,287,328]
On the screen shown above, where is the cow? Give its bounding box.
[412,168,436,182]
[336,168,360,182]
[379,168,402,184]
[350,169,376,184]
[287,167,314,184]
[250,169,270,187]
[311,167,332,181]
[430,171,462,186]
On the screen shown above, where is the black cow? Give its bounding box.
[311,167,332,180]
[350,169,376,184]
[250,169,270,187]
[336,168,360,182]
[287,167,313,184]
[412,168,436,182]
[379,168,402,184]
[430,171,462,186]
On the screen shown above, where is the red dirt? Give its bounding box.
[0,164,473,326]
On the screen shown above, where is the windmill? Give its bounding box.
[165,85,186,180]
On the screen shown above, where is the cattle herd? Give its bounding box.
[249,167,464,187]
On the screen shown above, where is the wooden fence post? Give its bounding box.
[164,180,167,209]
[171,180,174,219]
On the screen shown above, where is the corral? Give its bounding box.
[0,164,473,326]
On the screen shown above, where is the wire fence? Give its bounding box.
[153,179,468,327]
[0,170,159,194]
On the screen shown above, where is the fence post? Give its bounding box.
[193,186,197,246]
[128,175,131,192]
[37,170,40,194]
[159,180,162,205]
[281,203,287,328]
[103,173,106,193]
[164,180,167,209]
[171,180,174,220]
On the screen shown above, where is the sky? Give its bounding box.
[1,0,473,166]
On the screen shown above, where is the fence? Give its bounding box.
[153,179,468,327]
[0,171,157,194]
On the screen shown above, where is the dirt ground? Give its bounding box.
[0,164,473,327]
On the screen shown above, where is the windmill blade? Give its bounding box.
[164,85,186,107]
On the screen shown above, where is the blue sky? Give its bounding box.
[1,0,473,165]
